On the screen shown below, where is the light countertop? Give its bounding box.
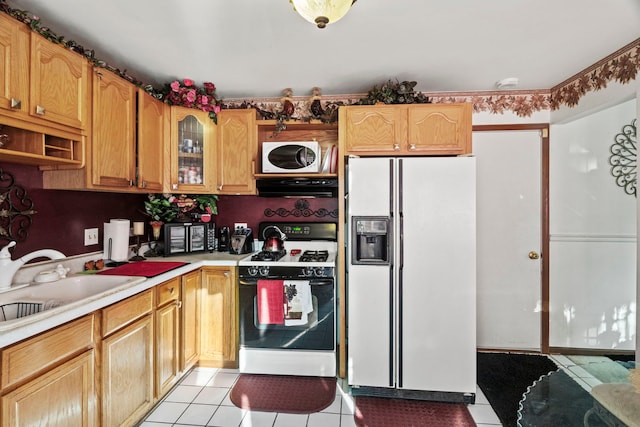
[0,251,251,348]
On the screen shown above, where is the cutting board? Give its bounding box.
[97,261,188,278]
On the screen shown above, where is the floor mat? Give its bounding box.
[354,397,476,427]
[229,374,336,413]
[477,352,558,427]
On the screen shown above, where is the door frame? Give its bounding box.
[472,123,550,353]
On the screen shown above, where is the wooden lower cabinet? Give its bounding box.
[101,290,154,427]
[155,278,181,397]
[1,315,97,427]
[2,350,96,426]
[181,270,201,372]
[199,267,238,368]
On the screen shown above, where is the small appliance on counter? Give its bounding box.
[218,226,230,252]
[163,222,214,256]
[229,227,254,255]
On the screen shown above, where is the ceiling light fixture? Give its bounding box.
[290,0,357,29]
[496,77,519,90]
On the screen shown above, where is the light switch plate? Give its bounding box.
[84,228,99,246]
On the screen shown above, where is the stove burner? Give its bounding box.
[299,250,329,262]
[251,250,287,262]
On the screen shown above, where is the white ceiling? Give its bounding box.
[9,0,640,100]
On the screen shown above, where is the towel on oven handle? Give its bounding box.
[257,280,285,325]
[284,280,312,326]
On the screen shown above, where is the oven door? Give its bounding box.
[238,277,335,351]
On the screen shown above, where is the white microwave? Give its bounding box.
[262,141,320,173]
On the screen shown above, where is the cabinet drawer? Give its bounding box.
[102,289,153,337]
[1,314,95,390]
[156,277,180,307]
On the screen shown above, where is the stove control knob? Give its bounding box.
[258,266,270,276]
[247,266,259,276]
[314,268,326,277]
[302,267,314,277]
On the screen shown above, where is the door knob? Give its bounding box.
[528,251,540,260]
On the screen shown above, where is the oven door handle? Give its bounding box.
[239,278,334,286]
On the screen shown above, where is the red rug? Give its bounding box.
[230,374,336,413]
[355,397,476,427]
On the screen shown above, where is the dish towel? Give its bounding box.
[257,280,284,325]
[284,280,313,326]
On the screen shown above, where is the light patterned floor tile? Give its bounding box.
[207,405,247,427]
[165,384,205,403]
[273,412,310,427]
[240,410,277,427]
[176,403,218,425]
[194,386,232,405]
[144,401,190,423]
[308,412,341,427]
[467,402,502,425]
[208,372,240,388]
[340,413,358,427]
[320,394,342,414]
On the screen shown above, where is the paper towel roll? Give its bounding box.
[103,219,130,262]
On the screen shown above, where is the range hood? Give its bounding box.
[256,177,338,198]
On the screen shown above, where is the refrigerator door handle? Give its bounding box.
[388,265,395,387]
[398,158,404,388]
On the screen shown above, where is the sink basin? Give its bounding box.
[0,274,146,323]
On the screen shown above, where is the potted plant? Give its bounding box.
[144,194,178,239]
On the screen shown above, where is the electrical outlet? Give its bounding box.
[84,228,99,246]
[234,222,247,230]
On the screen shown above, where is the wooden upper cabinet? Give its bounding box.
[30,34,89,132]
[138,89,169,192]
[215,109,257,194]
[340,103,472,156]
[407,103,472,154]
[91,68,136,189]
[169,107,216,193]
[0,14,29,119]
[341,105,406,154]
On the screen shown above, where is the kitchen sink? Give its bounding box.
[0,274,146,323]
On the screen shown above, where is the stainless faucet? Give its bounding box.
[0,241,66,290]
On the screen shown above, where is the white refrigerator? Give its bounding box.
[346,156,476,403]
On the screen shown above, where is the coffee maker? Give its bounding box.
[218,226,230,252]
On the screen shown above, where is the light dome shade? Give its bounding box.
[291,0,354,28]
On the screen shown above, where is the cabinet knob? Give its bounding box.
[141,181,147,188]
[217,185,223,191]
[409,143,416,151]
[172,184,179,190]
[36,105,46,115]
[129,180,134,187]
[223,272,229,277]
[175,300,182,309]
[393,143,400,150]
[10,98,21,109]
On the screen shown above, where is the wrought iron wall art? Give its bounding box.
[0,168,36,243]
[264,199,338,218]
[609,119,637,197]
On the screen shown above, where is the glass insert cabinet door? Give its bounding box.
[170,107,215,192]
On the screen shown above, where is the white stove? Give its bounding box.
[237,222,337,377]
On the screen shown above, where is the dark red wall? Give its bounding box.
[0,162,338,259]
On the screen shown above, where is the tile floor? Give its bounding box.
[138,367,502,427]
[138,354,620,427]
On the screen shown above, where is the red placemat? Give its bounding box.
[97,261,188,278]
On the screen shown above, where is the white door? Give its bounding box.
[474,130,543,350]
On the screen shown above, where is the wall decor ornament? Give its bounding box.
[0,168,36,243]
[264,199,338,218]
[609,118,637,197]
